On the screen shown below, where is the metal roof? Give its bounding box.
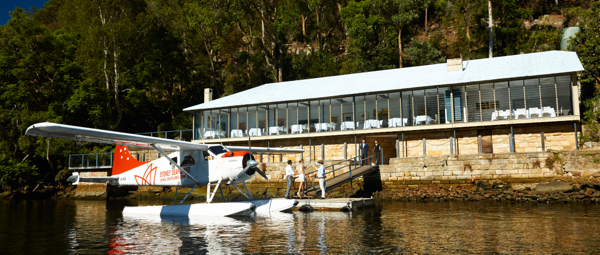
[184,51,584,111]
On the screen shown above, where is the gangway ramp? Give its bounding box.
[303,156,378,197]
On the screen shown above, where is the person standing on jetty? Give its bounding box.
[284,160,294,199]
[374,140,380,165]
[360,139,369,165]
[296,159,306,198]
[313,160,326,199]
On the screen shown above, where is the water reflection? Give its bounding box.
[1,199,600,253]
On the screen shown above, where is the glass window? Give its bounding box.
[524,78,541,113]
[438,87,450,124]
[376,94,388,128]
[195,111,202,139]
[219,109,229,138]
[238,107,248,137]
[298,102,309,133]
[466,84,480,122]
[181,155,196,166]
[401,91,413,126]
[320,99,332,132]
[288,102,299,134]
[355,95,365,129]
[389,92,401,127]
[203,110,218,139]
[451,87,465,123]
[480,83,495,121]
[331,99,341,131]
[309,100,319,133]
[208,145,229,155]
[230,108,238,137]
[540,77,557,117]
[277,103,287,134]
[247,106,257,136]
[425,88,438,124]
[510,80,525,111]
[341,97,354,130]
[413,90,426,125]
[556,75,572,116]
[492,82,511,120]
[365,95,377,129]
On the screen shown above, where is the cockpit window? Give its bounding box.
[181,155,195,166]
[207,146,229,155]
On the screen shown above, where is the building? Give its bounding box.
[183,51,584,164]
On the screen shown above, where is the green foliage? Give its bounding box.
[0,155,38,191]
[404,40,446,67]
[570,2,600,143]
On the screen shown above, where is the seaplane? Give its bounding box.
[25,122,303,217]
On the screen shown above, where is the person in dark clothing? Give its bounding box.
[360,139,369,165]
[374,139,380,165]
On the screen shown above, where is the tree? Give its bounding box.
[404,40,446,67]
[569,2,600,142]
[392,0,425,68]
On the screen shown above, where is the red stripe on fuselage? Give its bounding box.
[112,145,149,175]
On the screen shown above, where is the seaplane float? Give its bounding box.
[25,122,303,217]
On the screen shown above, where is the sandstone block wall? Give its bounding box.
[379,150,600,191]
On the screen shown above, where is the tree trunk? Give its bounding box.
[488,0,493,58]
[425,7,428,33]
[302,14,306,36]
[398,27,403,68]
[99,7,112,118]
[111,48,122,130]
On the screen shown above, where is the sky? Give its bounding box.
[1,0,49,25]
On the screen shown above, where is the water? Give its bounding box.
[1,199,599,254]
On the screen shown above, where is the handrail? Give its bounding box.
[68,153,113,169]
[309,154,376,191]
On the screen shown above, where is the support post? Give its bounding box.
[402,133,405,158]
[321,143,325,161]
[309,138,312,162]
[478,135,482,154]
[510,126,515,153]
[344,142,347,160]
[575,122,579,150]
[450,137,454,155]
[541,132,545,151]
[396,139,400,158]
[453,129,457,155]
[423,138,426,157]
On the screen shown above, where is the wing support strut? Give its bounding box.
[206,177,222,203]
[233,182,254,200]
[150,144,202,186]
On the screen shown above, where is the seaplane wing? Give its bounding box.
[25,122,208,151]
[225,146,303,154]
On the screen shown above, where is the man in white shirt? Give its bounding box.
[284,160,294,199]
[313,160,326,199]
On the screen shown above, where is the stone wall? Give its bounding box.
[379,150,600,191]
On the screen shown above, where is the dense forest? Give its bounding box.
[1,0,599,190]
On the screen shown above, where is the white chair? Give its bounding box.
[529,107,541,118]
[514,108,527,119]
[230,129,243,138]
[542,106,555,117]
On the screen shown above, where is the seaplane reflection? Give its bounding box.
[109,214,253,254]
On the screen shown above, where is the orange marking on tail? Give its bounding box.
[112,145,149,175]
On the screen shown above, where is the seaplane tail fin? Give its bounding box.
[25,122,208,151]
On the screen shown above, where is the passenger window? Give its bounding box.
[169,157,178,165]
[181,155,196,166]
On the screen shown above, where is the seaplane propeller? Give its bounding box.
[226,135,268,185]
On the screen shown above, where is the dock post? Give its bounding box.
[344,142,347,160]
[541,132,545,151]
[423,138,426,157]
[396,139,399,158]
[402,133,405,158]
[321,144,325,161]
[574,122,579,150]
[510,126,515,153]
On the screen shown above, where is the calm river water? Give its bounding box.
[1,199,599,254]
